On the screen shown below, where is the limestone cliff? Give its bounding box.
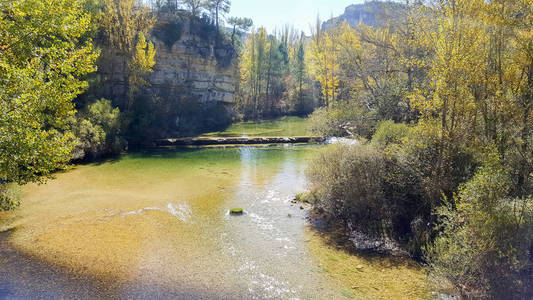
[93,12,237,139]
[147,13,237,105]
[97,12,237,107]
[322,1,405,29]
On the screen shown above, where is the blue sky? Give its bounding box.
[229,0,365,35]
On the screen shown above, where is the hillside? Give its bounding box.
[322,1,405,29]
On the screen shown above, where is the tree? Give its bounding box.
[100,0,156,112]
[183,0,206,17]
[72,99,122,160]
[228,16,252,46]
[308,17,342,106]
[237,26,316,118]
[127,32,156,111]
[295,38,306,112]
[206,0,231,31]
[0,0,99,185]
[408,0,532,193]
[404,0,533,295]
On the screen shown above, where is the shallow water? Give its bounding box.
[200,116,313,137]
[0,145,429,299]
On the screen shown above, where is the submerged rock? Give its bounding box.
[229,208,243,215]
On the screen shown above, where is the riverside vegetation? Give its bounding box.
[0,0,532,299]
[302,1,533,299]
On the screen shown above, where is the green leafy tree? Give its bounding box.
[0,0,99,185]
[295,38,307,112]
[73,99,122,160]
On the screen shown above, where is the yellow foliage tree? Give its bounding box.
[308,18,343,107]
[239,27,270,118]
[127,32,156,110]
[99,0,156,112]
[409,0,532,187]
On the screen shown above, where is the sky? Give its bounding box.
[229,0,366,35]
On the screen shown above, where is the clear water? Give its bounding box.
[0,145,429,299]
[200,116,314,137]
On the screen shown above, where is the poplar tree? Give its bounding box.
[100,0,156,112]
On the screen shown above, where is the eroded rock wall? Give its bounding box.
[147,13,236,105]
[96,12,236,107]
[94,12,237,139]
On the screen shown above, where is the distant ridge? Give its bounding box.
[322,1,405,29]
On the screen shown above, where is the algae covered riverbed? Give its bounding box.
[0,145,430,299]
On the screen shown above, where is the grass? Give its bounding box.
[200,116,314,138]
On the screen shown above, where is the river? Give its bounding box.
[0,119,430,299]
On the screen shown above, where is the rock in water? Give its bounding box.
[230,208,243,215]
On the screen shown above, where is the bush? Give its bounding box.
[400,120,478,206]
[427,153,533,299]
[73,99,123,160]
[372,120,410,148]
[307,143,431,255]
[0,184,20,211]
[308,101,376,138]
[307,121,480,257]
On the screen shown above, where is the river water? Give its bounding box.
[0,145,430,299]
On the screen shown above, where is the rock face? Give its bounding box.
[322,1,405,29]
[94,12,238,139]
[97,12,236,107]
[147,13,237,105]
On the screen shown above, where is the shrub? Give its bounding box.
[372,120,410,148]
[399,120,478,206]
[307,121,480,257]
[307,144,385,230]
[308,101,376,138]
[427,153,533,299]
[73,99,123,160]
[0,184,20,211]
[307,143,430,255]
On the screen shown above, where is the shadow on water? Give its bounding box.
[0,229,235,299]
[0,230,115,299]
[305,211,427,279]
